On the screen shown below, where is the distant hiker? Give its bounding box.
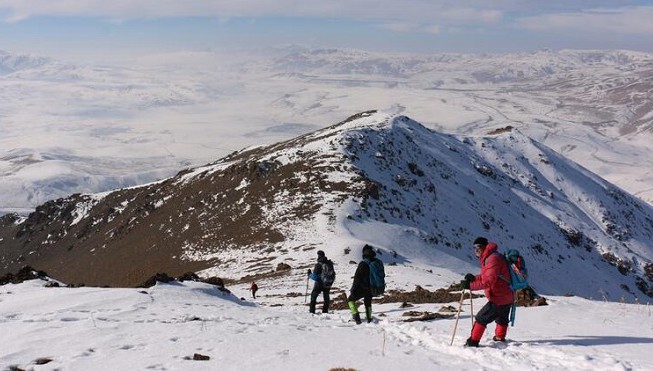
[347,244,384,324]
[461,237,514,347]
[250,281,259,299]
[307,250,335,313]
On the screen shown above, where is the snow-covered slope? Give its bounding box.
[1,111,652,302]
[1,277,652,370]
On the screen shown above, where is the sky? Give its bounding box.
[1,1,653,61]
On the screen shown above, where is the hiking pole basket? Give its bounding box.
[450,289,466,346]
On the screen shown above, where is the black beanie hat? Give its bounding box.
[362,244,376,258]
[317,250,325,257]
[473,237,488,247]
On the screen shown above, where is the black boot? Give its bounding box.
[465,337,480,347]
[365,305,373,323]
[492,336,506,342]
[352,313,362,325]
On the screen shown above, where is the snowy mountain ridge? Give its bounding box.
[1,111,652,303]
[266,47,653,80]
[0,50,51,74]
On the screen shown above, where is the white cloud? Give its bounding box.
[379,22,416,33]
[378,23,441,35]
[515,6,653,35]
[439,8,503,24]
[0,0,504,26]
[422,24,441,34]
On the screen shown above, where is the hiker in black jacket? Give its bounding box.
[347,244,375,324]
[307,250,331,313]
[250,281,258,299]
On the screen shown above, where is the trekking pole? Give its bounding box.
[304,276,309,303]
[469,290,474,327]
[450,289,466,346]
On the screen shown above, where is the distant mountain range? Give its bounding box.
[1,111,651,302]
[0,50,51,74]
[1,47,652,215]
[265,47,653,134]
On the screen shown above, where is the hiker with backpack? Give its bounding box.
[347,244,385,324]
[250,281,258,299]
[460,237,514,347]
[307,250,335,314]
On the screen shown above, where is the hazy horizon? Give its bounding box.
[1,1,653,62]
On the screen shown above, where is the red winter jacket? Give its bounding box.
[469,242,514,306]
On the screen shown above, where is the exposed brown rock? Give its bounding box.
[192,353,210,361]
[0,266,48,285]
[0,112,374,287]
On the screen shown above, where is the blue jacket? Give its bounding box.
[309,256,327,282]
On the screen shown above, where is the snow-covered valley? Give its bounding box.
[2,47,653,215]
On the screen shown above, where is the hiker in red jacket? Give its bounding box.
[461,237,514,347]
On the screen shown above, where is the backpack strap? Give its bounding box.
[509,301,517,327]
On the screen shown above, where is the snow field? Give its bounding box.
[1,280,652,370]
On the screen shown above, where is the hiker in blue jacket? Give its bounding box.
[307,250,331,314]
[347,244,376,324]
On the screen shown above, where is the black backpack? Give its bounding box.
[320,260,336,287]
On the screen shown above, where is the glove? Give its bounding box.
[464,273,475,282]
[307,269,312,276]
[460,279,470,290]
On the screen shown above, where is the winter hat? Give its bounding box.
[473,237,488,247]
[362,244,376,258]
[317,250,325,257]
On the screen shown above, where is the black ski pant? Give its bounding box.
[475,301,512,326]
[310,283,331,313]
[347,290,372,308]
[348,289,373,319]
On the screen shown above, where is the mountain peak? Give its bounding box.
[1,111,652,301]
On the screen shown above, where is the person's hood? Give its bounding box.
[480,242,498,261]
